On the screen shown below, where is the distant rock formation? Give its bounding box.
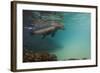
[65,58,88,61]
[66,58,80,60]
[82,58,88,60]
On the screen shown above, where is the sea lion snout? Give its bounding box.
[56,24,64,30]
[51,22,64,30]
[60,25,64,29]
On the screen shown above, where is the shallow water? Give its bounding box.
[23,11,91,61]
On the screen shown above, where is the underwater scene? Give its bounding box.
[23,10,91,62]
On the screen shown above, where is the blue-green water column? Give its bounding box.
[52,12,91,60]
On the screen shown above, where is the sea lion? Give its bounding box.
[24,21,64,39]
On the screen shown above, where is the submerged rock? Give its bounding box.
[23,50,57,62]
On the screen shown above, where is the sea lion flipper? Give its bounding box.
[51,32,56,37]
[42,34,46,39]
[51,29,57,37]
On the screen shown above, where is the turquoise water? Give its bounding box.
[23,11,91,61]
[50,12,91,60]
